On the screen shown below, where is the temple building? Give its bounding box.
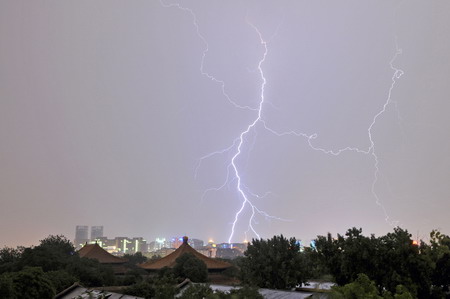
[78,243,128,274]
[140,236,231,272]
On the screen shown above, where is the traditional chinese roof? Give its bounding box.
[140,236,231,271]
[78,243,127,264]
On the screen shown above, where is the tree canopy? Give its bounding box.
[240,234,309,289]
[173,252,208,283]
[314,227,450,299]
[0,235,116,296]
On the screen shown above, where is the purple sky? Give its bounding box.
[1,0,449,247]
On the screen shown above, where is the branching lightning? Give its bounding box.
[262,45,404,227]
[228,20,274,242]
[159,0,256,111]
[161,1,404,242]
[261,43,404,226]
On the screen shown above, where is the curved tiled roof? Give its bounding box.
[78,243,127,264]
[140,237,231,270]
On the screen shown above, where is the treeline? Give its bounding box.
[239,227,450,299]
[0,235,119,297]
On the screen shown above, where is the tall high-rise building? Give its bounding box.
[91,226,104,240]
[74,225,89,249]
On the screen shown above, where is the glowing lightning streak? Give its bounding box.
[228,21,269,243]
[262,44,404,226]
[160,1,286,242]
[161,0,404,241]
[369,46,404,225]
[159,0,256,111]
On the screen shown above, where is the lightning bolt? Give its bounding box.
[262,43,404,227]
[159,0,256,111]
[228,20,286,242]
[161,1,404,242]
[160,1,288,242]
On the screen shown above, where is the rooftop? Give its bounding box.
[140,236,231,271]
[78,243,127,264]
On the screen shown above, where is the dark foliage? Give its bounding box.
[19,235,75,272]
[44,270,77,293]
[178,283,214,298]
[173,252,208,282]
[0,235,117,295]
[0,267,56,299]
[240,234,309,289]
[315,227,450,299]
[0,247,23,274]
[122,281,155,299]
[123,252,147,266]
[0,273,14,298]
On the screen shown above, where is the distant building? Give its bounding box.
[148,238,169,252]
[231,242,248,252]
[114,237,132,254]
[216,243,231,249]
[131,237,147,254]
[197,246,217,258]
[169,237,184,249]
[90,226,103,240]
[188,238,204,249]
[113,237,147,254]
[74,226,89,249]
[144,247,176,259]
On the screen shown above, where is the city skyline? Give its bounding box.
[1,1,449,248]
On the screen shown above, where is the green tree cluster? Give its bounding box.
[313,227,450,299]
[173,252,208,282]
[0,235,116,298]
[331,273,414,299]
[239,234,309,289]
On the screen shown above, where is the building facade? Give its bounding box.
[74,225,89,249]
[91,226,104,240]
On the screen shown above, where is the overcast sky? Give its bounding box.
[1,0,449,247]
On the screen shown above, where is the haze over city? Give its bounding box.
[1,0,449,248]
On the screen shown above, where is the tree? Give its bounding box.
[153,275,178,298]
[173,253,208,282]
[122,281,155,299]
[331,274,415,299]
[0,247,23,274]
[314,227,433,298]
[377,228,431,298]
[314,228,379,286]
[44,270,77,293]
[178,284,214,299]
[123,252,147,266]
[240,235,309,289]
[331,273,382,299]
[9,267,56,298]
[393,285,415,299]
[0,274,14,298]
[427,230,450,295]
[19,235,75,272]
[66,256,115,287]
